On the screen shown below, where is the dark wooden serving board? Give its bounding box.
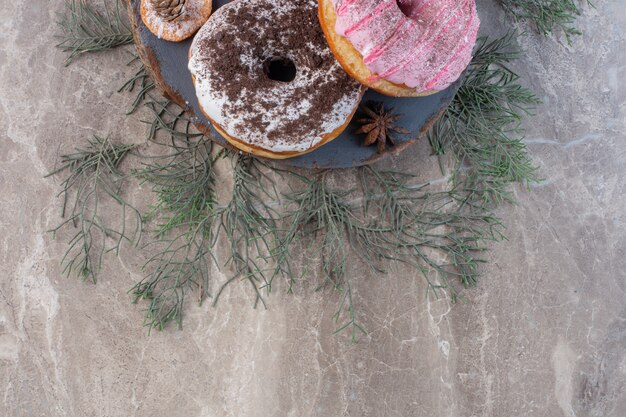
[128,0,461,169]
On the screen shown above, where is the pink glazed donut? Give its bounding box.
[318,0,480,97]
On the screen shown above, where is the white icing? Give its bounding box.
[188,0,363,153]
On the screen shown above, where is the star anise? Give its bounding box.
[152,0,186,22]
[355,102,411,154]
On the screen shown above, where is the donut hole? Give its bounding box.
[263,57,297,82]
[396,0,415,19]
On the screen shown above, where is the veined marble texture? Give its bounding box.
[0,1,624,416]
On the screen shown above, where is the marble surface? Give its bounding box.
[0,1,624,416]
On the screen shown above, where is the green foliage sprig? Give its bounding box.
[47,135,141,283]
[56,0,133,66]
[429,32,541,206]
[118,55,156,114]
[270,167,503,341]
[132,168,214,330]
[499,0,589,42]
[125,89,284,329]
[130,99,215,330]
[133,151,282,330]
[213,155,280,309]
[275,173,366,341]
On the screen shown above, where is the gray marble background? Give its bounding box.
[0,1,624,416]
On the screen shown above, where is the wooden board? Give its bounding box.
[128,0,461,169]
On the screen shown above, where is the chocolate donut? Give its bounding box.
[188,0,365,159]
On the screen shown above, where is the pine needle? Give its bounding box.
[499,0,590,43]
[56,0,133,66]
[274,173,366,342]
[429,32,542,206]
[132,221,213,331]
[46,135,141,283]
[143,98,204,143]
[213,155,281,309]
[271,167,504,341]
[131,108,215,331]
[118,55,156,115]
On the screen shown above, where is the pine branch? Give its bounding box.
[275,173,367,342]
[429,32,541,206]
[357,167,504,293]
[499,0,590,43]
[131,112,216,330]
[132,220,213,331]
[56,0,133,66]
[213,155,281,309]
[273,168,503,341]
[138,138,215,238]
[46,135,141,283]
[118,56,156,115]
[143,98,204,143]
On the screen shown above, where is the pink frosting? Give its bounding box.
[330,0,480,91]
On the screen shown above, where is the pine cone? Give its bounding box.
[152,0,186,22]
